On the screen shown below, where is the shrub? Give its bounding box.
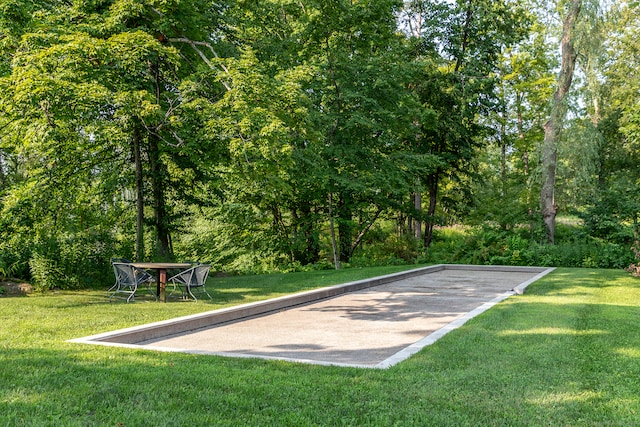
[5,229,117,291]
[350,233,420,267]
[0,236,31,280]
[29,253,71,292]
[0,255,20,280]
[421,225,634,269]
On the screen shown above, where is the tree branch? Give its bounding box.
[167,37,232,92]
[150,6,231,91]
[349,207,383,254]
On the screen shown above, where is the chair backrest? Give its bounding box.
[193,264,211,286]
[111,257,131,264]
[177,264,210,286]
[112,262,137,286]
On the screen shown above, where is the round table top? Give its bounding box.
[130,262,192,269]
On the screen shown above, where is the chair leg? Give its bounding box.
[107,282,119,300]
[108,286,136,302]
[186,285,198,302]
[168,282,187,300]
[201,287,213,301]
[186,285,212,302]
[126,285,137,302]
[108,285,127,302]
[146,281,158,301]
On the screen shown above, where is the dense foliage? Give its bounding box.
[1,0,638,288]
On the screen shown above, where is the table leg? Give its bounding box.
[158,268,167,303]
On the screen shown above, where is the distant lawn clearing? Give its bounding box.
[2,267,640,425]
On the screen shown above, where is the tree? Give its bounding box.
[578,1,640,247]
[468,15,556,232]
[540,0,582,243]
[0,0,231,286]
[403,0,532,247]
[205,0,425,267]
[5,18,181,259]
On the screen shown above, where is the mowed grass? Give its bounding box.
[2,266,640,425]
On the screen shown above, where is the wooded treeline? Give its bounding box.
[0,0,638,289]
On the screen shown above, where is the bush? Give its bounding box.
[1,229,118,291]
[350,233,420,267]
[0,235,32,280]
[29,253,72,292]
[421,225,634,269]
[0,253,21,280]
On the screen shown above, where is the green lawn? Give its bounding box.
[2,267,640,425]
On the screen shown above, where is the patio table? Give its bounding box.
[131,262,192,302]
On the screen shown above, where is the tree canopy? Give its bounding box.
[0,0,638,288]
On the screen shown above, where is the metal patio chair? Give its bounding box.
[108,262,157,302]
[168,264,212,301]
[110,257,156,286]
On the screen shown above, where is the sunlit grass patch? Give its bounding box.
[615,347,640,358]
[527,389,603,404]
[498,327,607,336]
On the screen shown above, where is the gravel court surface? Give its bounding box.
[133,268,551,368]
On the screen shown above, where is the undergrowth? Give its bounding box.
[350,223,634,270]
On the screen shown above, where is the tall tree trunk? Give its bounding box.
[148,134,171,258]
[397,212,407,236]
[516,93,530,177]
[0,153,5,187]
[500,118,507,194]
[413,191,422,240]
[337,194,353,263]
[292,203,320,265]
[541,0,581,244]
[454,0,473,73]
[424,172,439,249]
[148,60,171,258]
[133,126,145,262]
[328,193,341,270]
[499,84,508,197]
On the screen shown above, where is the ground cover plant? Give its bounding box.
[2,267,640,425]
